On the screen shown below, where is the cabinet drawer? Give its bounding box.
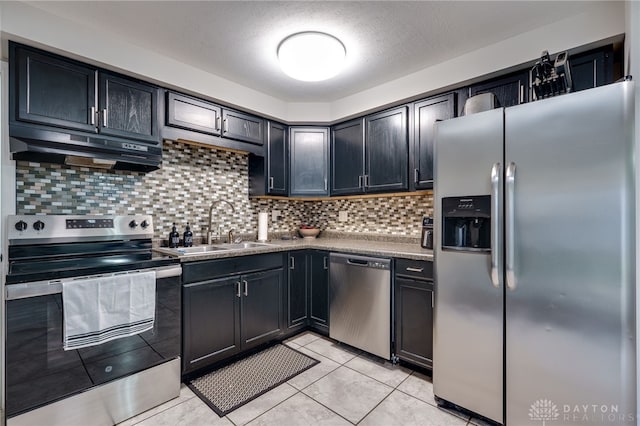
[395,258,433,280]
[183,253,284,283]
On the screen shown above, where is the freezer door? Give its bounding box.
[433,108,504,424]
[505,81,635,425]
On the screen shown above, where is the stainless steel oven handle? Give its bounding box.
[6,265,182,300]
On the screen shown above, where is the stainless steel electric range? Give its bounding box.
[4,215,182,426]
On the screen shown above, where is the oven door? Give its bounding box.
[5,265,181,418]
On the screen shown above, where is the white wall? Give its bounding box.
[331,2,625,121]
[0,1,626,123]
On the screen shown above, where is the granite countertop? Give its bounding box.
[155,236,433,262]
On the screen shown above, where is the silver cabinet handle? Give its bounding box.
[520,85,524,104]
[364,175,370,187]
[414,168,419,183]
[490,162,502,288]
[406,267,424,273]
[431,291,434,308]
[290,256,295,270]
[243,280,248,296]
[323,256,328,270]
[223,118,229,133]
[358,175,363,189]
[324,178,327,191]
[90,106,96,126]
[216,116,221,131]
[102,109,108,128]
[506,162,517,290]
[269,177,274,189]
[236,281,241,298]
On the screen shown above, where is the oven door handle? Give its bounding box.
[6,265,182,300]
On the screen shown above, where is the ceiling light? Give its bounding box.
[277,32,346,82]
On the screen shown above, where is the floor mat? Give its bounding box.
[188,344,319,416]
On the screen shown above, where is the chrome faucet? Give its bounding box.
[208,200,236,244]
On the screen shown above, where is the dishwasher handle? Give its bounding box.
[329,253,391,270]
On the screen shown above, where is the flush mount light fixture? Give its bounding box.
[277,32,346,82]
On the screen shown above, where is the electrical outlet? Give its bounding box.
[272,210,281,221]
[338,211,348,222]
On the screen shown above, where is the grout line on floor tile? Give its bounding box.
[340,358,409,390]
[128,392,198,425]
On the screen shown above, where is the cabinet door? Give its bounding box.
[183,277,241,373]
[395,276,433,368]
[99,72,159,143]
[413,94,455,190]
[365,107,409,192]
[14,46,97,133]
[570,46,614,92]
[331,119,365,195]
[166,92,221,136]
[287,252,308,329]
[309,251,329,332]
[469,70,529,108]
[289,127,329,196]
[267,122,288,195]
[222,109,264,145]
[241,269,283,349]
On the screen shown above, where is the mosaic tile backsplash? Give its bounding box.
[16,140,432,241]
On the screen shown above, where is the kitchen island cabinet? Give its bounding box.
[181,253,284,375]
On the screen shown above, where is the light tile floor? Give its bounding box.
[119,332,486,426]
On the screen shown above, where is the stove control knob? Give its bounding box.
[33,220,45,231]
[129,220,138,229]
[15,220,27,231]
[140,220,149,229]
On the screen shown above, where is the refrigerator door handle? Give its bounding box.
[506,162,517,290]
[490,162,502,288]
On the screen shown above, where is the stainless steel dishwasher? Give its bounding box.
[329,253,391,360]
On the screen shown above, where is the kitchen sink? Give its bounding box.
[212,242,274,250]
[154,245,230,256]
[155,242,274,257]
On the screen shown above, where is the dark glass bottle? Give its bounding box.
[183,223,193,247]
[169,223,180,248]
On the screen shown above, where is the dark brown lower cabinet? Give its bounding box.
[285,250,329,336]
[394,259,434,369]
[182,256,283,375]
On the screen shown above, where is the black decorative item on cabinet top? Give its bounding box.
[9,41,162,172]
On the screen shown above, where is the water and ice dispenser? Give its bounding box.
[442,196,491,251]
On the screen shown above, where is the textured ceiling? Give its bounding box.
[28,1,607,102]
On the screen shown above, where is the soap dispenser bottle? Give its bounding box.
[168,223,180,248]
[183,223,193,247]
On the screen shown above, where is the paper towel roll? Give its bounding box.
[257,212,268,242]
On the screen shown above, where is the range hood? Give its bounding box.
[10,124,162,172]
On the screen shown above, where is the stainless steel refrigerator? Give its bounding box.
[432,81,636,425]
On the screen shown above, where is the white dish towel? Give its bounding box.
[62,270,156,351]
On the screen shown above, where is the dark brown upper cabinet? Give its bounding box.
[412,93,456,190]
[469,70,529,108]
[331,118,365,195]
[165,91,264,148]
[365,106,409,193]
[98,72,158,143]
[13,43,159,144]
